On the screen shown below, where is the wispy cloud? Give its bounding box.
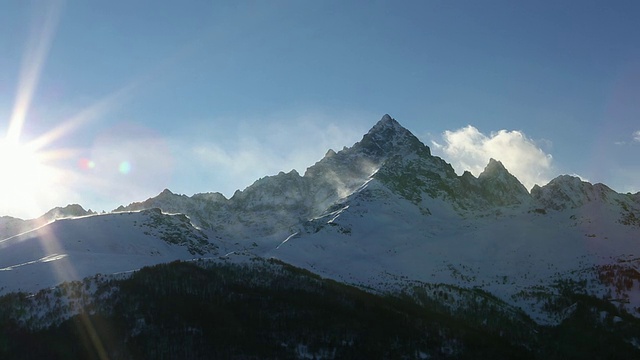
[430,125,553,191]
[53,123,178,212]
[569,173,590,183]
[7,110,373,216]
[170,110,372,197]
[619,130,640,145]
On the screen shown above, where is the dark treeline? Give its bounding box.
[1,259,639,359]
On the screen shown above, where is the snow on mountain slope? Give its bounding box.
[0,204,96,241]
[114,114,531,243]
[115,114,431,241]
[107,115,639,324]
[269,174,640,323]
[0,209,217,295]
[533,175,622,209]
[1,114,638,326]
[532,175,640,227]
[477,159,531,206]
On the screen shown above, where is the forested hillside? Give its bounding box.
[1,259,639,359]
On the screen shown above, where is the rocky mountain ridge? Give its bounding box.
[115,114,639,229]
[1,114,639,326]
[0,204,95,240]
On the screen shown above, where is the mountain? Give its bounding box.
[40,204,96,221]
[115,115,532,238]
[531,175,638,211]
[477,158,531,206]
[114,114,451,240]
[111,115,639,321]
[0,204,95,241]
[0,208,215,294]
[1,114,639,358]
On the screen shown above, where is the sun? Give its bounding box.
[0,139,59,218]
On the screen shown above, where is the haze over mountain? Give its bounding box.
[1,115,638,324]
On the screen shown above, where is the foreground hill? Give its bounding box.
[2,259,640,359]
[0,209,216,295]
[0,204,96,241]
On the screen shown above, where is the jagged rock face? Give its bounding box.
[0,204,96,241]
[530,175,640,226]
[231,170,309,211]
[40,204,95,221]
[112,115,536,237]
[138,208,216,255]
[372,153,531,212]
[114,189,229,231]
[224,114,445,234]
[115,188,225,214]
[477,159,531,206]
[110,114,638,240]
[531,175,615,210]
[373,153,458,209]
[116,115,458,237]
[302,114,429,210]
[353,114,430,158]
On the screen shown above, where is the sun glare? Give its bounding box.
[0,139,56,217]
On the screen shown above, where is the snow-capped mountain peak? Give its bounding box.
[531,175,617,210]
[40,204,95,221]
[356,114,431,158]
[478,158,508,178]
[477,158,530,206]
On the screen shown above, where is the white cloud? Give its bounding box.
[430,125,553,191]
[634,130,640,142]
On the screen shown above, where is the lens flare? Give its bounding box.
[1,2,112,356]
[79,158,96,170]
[118,161,132,174]
[6,2,62,144]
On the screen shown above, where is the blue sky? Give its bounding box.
[0,0,639,218]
